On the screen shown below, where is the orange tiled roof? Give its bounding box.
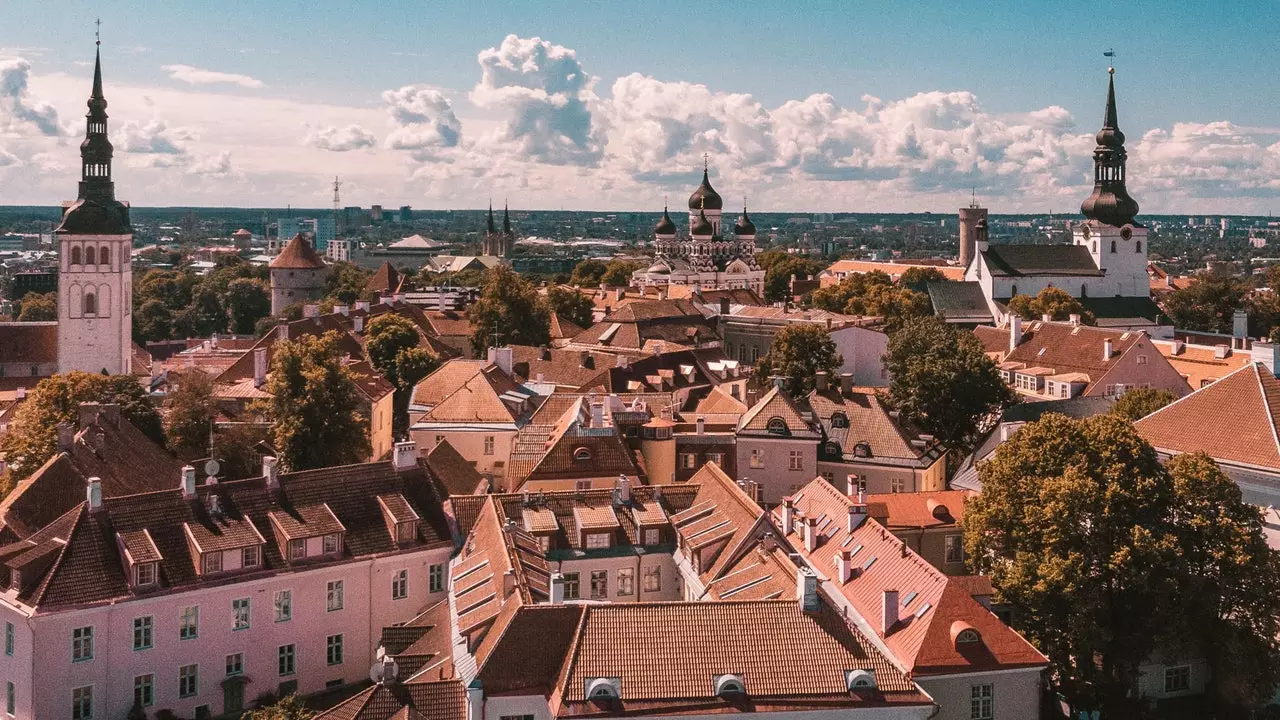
[269,234,326,269]
[1153,339,1253,390]
[738,385,820,437]
[864,490,973,530]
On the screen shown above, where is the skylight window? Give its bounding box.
[914,602,932,618]
[860,556,877,571]
[902,591,918,608]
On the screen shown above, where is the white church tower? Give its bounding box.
[55,43,132,375]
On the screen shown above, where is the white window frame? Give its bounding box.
[274,589,292,622]
[242,545,260,568]
[178,663,198,699]
[232,598,251,631]
[71,685,93,720]
[749,449,765,469]
[788,450,803,471]
[327,580,344,611]
[429,563,445,593]
[585,532,610,549]
[590,570,608,599]
[323,534,340,555]
[643,565,661,592]
[392,569,408,600]
[179,605,199,640]
[133,616,153,651]
[617,567,634,596]
[483,435,495,455]
[643,528,660,546]
[71,626,93,663]
[1164,665,1192,694]
[278,644,296,677]
[969,683,993,720]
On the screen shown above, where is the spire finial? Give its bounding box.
[703,152,708,171]
[95,18,101,46]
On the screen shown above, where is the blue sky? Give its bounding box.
[2,0,1279,212]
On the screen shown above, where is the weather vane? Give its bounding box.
[1104,48,1116,72]
[95,18,102,46]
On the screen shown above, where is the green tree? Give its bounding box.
[0,372,165,479]
[884,316,1014,450]
[542,286,595,329]
[601,260,642,287]
[898,266,950,293]
[226,278,271,335]
[1163,270,1248,333]
[469,266,551,354]
[844,284,930,333]
[763,255,824,304]
[164,372,217,460]
[243,693,313,720]
[134,299,174,342]
[808,270,893,313]
[569,259,607,287]
[1006,287,1095,324]
[755,324,842,398]
[324,262,372,305]
[366,314,424,389]
[172,283,227,337]
[1110,387,1176,421]
[17,292,56,321]
[260,331,369,471]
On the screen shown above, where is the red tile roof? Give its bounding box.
[738,386,820,437]
[269,234,326,269]
[0,322,58,365]
[864,490,973,530]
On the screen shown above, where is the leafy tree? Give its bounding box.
[260,331,369,471]
[366,314,425,389]
[17,292,56,321]
[843,283,930,333]
[226,278,271,335]
[1163,270,1249,333]
[324,262,372,305]
[600,260,642,287]
[1110,387,1176,421]
[763,255,824,304]
[755,249,789,272]
[884,316,1014,450]
[164,372,217,460]
[542,286,595,329]
[469,266,550,355]
[135,299,175,342]
[755,324,842,398]
[898,266,950,292]
[569,259,607,287]
[172,283,226,338]
[1006,287,1095,324]
[0,372,165,479]
[965,415,1280,714]
[243,693,313,720]
[808,270,892,313]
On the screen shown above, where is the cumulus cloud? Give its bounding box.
[381,86,460,155]
[1133,122,1280,197]
[188,151,233,176]
[161,64,264,89]
[0,57,60,135]
[470,35,601,165]
[306,124,377,152]
[115,118,190,154]
[0,147,18,166]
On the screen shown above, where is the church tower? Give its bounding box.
[482,202,515,257]
[56,42,133,375]
[1072,66,1148,298]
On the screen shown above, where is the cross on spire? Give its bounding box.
[702,152,709,170]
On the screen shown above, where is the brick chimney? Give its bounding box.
[262,456,280,490]
[1009,315,1023,352]
[804,516,819,553]
[815,371,829,392]
[837,549,853,583]
[253,347,268,388]
[882,589,900,635]
[180,466,197,500]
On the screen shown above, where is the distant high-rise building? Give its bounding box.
[371,204,384,223]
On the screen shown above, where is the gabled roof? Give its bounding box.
[418,364,530,425]
[670,463,771,586]
[809,387,944,467]
[424,440,487,496]
[314,679,466,720]
[548,314,584,340]
[1002,321,1185,394]
[980,244,1102,278]
[1153,338,1253,390]
[270,234,326,269]
[367,261,403,295]
[410,360,488,408]
[0,322,58,365]
[864,490,972,530]
[928,281,994,323]
[506,396,641,489]
[1135,362,1280,471]
[737,385,820,438]
[777,477,1047,676]
[508,346,616,391]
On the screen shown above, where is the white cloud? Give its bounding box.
[381,86,460,155]
[161,64,264,89]
[187,151,233,176]
[116,118,189,154]
[0,147,18,166]
[306,124,377,152]
[0,56,60,135]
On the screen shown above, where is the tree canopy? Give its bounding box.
[366,314,439,430]
[164,371,217,460]
[761,254,824,304]
[754,324,842,398]
[569,259,607,287]
[884,315,1014,450]
[16,292,56,322]
[226,278,272,335]
[601,260,642,287]
[132,259,272,343]
[1110,386,1176,421]
[964,414,1280,713]
[260,331,369,471]
[1006,287,1095,324]
[243,694,314,720]
[541,286,595,329]
[898,266,951,292]
[1162,270,1249,334]
[468,266,551,354]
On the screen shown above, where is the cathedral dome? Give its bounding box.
[690,209,714,237]
[688,169,723,211]
[734,207,756,236]
[654,207,676,236]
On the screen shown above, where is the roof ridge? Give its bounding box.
[1254,364,1280,459]
[1136,361,1257,424]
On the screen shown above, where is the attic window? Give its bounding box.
[586,677,621,700]
[853,442,872,459]
[713,674,746,697]
[830,412,848,429]
[573,447,593,462]
[766,417,789,436]
[902,591,918,608]
[135,562,157,587]
[845,669,877,691]
[956,629,981,644]
[825,441,842,457]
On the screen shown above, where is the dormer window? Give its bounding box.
[323,534,339,554]
[956,629,981,644]
[396,522,416,544]
[766,417,789,436]
[713,674,746,697]
[853,442,872,458]
[202,552,223,574]
[586,677,621,701]
[290,540,306,561]
[825,441,842,457]
[135,562,157,587]
[845,669,877,691]
[242,546,260,568]
[830,413,848,428]
[573,447,593,462]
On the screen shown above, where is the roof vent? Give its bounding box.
[845,669,877,691]
[713,674,746,697]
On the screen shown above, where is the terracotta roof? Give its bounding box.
[0,322,58,365]
[777,477,1047,675]
[703,543,797,601]
[418,364,531,424]
[477,604,584,696]
[422,311,473,339]
[1135,363,1280,471]
[367,261,403,295]
[314,680,466,720]
[509,346,615,391]
[1153,339,1253,390]
[568,299,718,351]
[549,314,585,340]
[506,396,643,489]
[1002,321,1187,395]
[973,325,1011,359]
[671,463,770,585]
[410,359,488,408]
[270,234,326,269]
[267,502,346,540]
[864,490,973,530]
[821,260,965,285]
[424,440,487,496]
[738,385,820,437]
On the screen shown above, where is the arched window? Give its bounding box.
[1110,240,1117,253]
[853,442,872,459]
[830,412,848,429]
[825,441,842,457]
[586,678,620,701]
[1135,241,1142,253]
[1080,283,1088,298]
[84,246,96,265]
[1010,284,1018,297]
[100,245,110,265]
[956,629,981,644]
[573,447,592,462]
[83,292,97,316]
[714,675,746,697]
[766,417,789,436]
[70,246,82,265]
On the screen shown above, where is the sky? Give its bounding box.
[2,0,1279,213]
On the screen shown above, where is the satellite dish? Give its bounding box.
[204,459,221,477]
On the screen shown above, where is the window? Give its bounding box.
[232,598,251,630]
[500,715,536,720]
[133,616,153,651]
[5,621,13,656]
[435,434,444,445]
[180,605,199,640]
[643,528,660,546]
[749,449,764,469]
[789,450,803,471]
[590,570,608,599]
[72,626,93,662]
[970,683,993,720]
[392,569,408,600]
[327,634,344,665]
[1164,665,1191,694]
[289,539,306,560]
[891,478,905,494]
[1110,240,1117,253]
[575,479,592,492]
[278,645,296,676]
[71,686,92,720]
[585,532,610,549]
[484,435,495,455]
[680,452,698,469]
[6,680,14,715]
[100,246,109,265]
[226,652,243,677]
[644,566,661,592]
[203,551,222,574]
[70,246,82,265]
[242,545,260,568]
[179,664,198,698]
[85,246,96,265]
[1136,354,1148,365]
[327,580,344,611]
[1136,240,1142,253]
[430,563,445,593]
[766,417,789,435]
[618,568,634,596]
[563,572,581,599]
[573,447,592,462]
[274,590,292,622]
[135,561,156,586]
[830,412,848,429]
[396,522,416,543]
[323,534,340,555]
[83,292,96,316]
[706,452,724,466]
[945,534,964,564]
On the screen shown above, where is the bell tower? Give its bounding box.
[55,38,133,375]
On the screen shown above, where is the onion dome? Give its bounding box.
[687,168,723,211]
[1080,67,1140,227]
[654,206,677,235]
[690,208,714,237]
[734,205,756,236]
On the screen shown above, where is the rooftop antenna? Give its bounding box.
[332,175,342,235]
[969,187,979,209]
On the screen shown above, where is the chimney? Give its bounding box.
[487,346,514,377]
[303,304,319,318]
[719,296,731,315]
[355,300,370,312]
[393,293,405,304]
[1041,313,1052,323]
[466,680,483,720]
[86,477,103,513]
[549,573,565,604]
[437,293,447,313]
[379,295,394,306]
[696,415,705,435]
[882,589,900,635]
[540,345,551,361]
[615,475,631,503]
[599,282,607,294]
[56,422,74,451]
[78,401,102,429]
[782,499,795,534]
[14,387,24,401]
[1233,309,1249,339]
[1069,313,1081,325]
[848,501,867,532]
[837,549,853,583]
[353,316,364,333]
[335,304,350,316]
[393,441,419,471]
[277,323,289,341]
[502,569,516,598]
[180,465,197,500]
[615,287,625,302]
[839,373,854,395]
[253,347,268,388]
[1009,315,1023,352]
[804,516,819,553]
[846,474,859,496]
[615,354,628,369]
[262,456,280,489]
[1171,340,1185,355]
[590,400,605,428]
[1215,344,1230,359]
[796,567,820,613]
[771,375,785,391]
[580,352,594,370]
[1103,339,1114,361]
[815,371,829,392]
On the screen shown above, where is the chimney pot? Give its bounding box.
[615,475,631,503]
[262,456,280,489]
[393,441,419,471]
[303,304,319,318]
[838,549,853,583]
[804,516,819,553]
[335,304,349,316]
[848,502,867,532]
[839,373,854,395]
[782,499,795,534]
[815,371,829,392]
[696,415,705,434]
[253,347,268,388]
[550,572,565,604]
[56,422,74,451]
[180,465,197,500]
[1103,338,1114,361]
[796,567,820,612]
[1009,315,1023,352]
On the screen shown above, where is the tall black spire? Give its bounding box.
[502,202,511,235]
[486,202,496,234]
[1080,68,1139,227]
[57,39,130,235]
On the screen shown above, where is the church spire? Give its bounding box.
[1080,67,1139,227]
[486,202,496,234]
[57,33,130,235]
[502,202,511,234]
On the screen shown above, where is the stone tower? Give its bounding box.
[56,44,133,375]
[269,234,327,315]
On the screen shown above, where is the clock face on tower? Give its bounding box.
[1120,226,1133,240]
[1081,224,1091,240]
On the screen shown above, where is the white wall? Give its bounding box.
[831,326,890,387]
[409,427,517,487]
[58,232,132,375]
[916,668,1042,720]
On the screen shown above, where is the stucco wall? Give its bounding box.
[916,668,1043,720]
[736,436,817,503]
